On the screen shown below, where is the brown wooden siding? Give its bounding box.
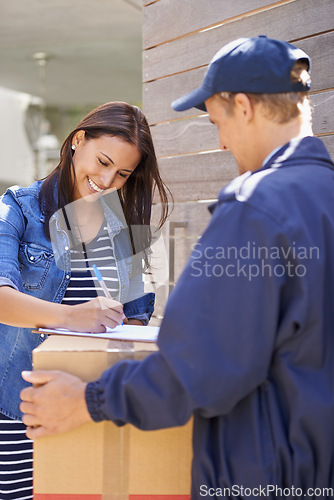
[142,0,334,323]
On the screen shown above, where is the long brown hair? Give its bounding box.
[39,101,171,239]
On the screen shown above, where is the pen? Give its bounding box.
[92,264,112,299]
[92,264,124,325]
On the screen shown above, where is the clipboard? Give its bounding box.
[33,324,159,343]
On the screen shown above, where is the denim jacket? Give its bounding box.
[0,180,154,419]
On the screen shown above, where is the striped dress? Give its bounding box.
[0,415,33,499]
[62,221,119,304]
[0,222,118,498]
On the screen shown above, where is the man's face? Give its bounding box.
[205,94,249,174]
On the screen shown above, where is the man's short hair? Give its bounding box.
[218,61,311,125]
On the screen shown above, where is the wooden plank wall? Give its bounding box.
[142,0,334,322]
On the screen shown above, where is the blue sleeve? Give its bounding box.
[85,200,297,427]
[85,351,193,429]
[0,191,25,291]
[123,292,155,326]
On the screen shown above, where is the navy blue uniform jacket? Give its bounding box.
[86,136,334,498]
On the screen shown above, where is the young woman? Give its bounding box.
[0,101,170,499]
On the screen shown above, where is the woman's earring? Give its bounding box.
[71,144,76,151]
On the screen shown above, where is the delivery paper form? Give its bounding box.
[37,324,160,343]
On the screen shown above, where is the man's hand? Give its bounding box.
[20,370,93,439]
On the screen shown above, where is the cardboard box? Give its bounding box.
[32,335,192,499]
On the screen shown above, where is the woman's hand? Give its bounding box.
[123,317,144,326]
[0,287,124,332]
[61,297,125,333]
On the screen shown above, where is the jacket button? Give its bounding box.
[30,256,35,261]
[149,299,154,305]
[66,275,70,280]
[65,246,69,251]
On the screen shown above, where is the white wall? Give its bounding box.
[0,86,40,190]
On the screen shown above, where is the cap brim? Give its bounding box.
[171,86,212,112]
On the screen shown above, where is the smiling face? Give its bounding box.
[71,131,141,200]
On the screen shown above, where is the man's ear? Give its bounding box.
[234,93,254,123]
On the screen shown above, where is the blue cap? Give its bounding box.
[172,36,311,112]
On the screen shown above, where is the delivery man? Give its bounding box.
[20,36,334,498]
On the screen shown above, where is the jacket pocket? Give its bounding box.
[18,243,54,290]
